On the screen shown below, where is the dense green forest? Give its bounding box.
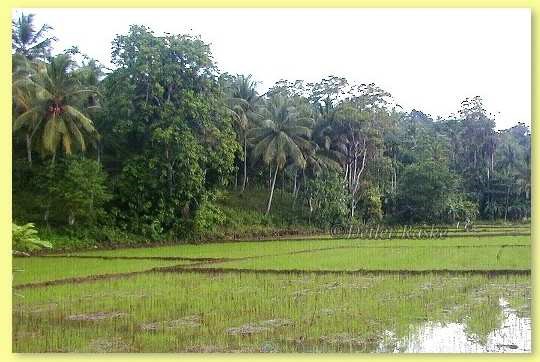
[12,14,531,249]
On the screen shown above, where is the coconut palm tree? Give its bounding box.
[12,13,56,60]
[12,53,40,164]
[13,54,99,163]
[227,74,261,192]
[248,96,312,214]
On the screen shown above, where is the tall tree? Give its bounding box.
[100,25,238,236]
[248,96,312,214]
[12,13,56,60]
[226,74,260,192]
[13,54,99,162]
[12,54,39,164]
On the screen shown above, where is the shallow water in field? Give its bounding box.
[377,298,531,353]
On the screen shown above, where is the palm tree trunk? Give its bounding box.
[26,133,32,165]
[166,147,173,198]
[241,136,247,192]
[293,170,297,195]
[292,172,298,208]
[266,163,279,215]
[43,205,50,225]
[504,184,510,221]
[68,210,75,225]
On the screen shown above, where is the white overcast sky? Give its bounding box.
[14,8,531,130]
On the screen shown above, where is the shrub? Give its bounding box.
[193,201,226,236]
[301,171,350,228]
[56,158,112,225]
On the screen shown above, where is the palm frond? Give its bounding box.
[42,116,58,154]
[63,105,97,134]
[13,108,40,131]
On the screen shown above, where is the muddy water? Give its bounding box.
[377,298,531,353]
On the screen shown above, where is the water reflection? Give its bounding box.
[378,298,531,353]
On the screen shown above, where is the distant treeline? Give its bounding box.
[12,13,530,243]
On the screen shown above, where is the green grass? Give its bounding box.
[12,257,190,286]
[196,245,530,271]
[65,235,530,259]
[12,272,530,352]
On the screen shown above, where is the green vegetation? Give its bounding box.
[13,272,530,352]
[12,234,530,352]
[12,222,52,255]
[66,235,530,259]
[12,13,530,251]
[12,257,187,286]
[10,12,531,354]
[197,245,529,271]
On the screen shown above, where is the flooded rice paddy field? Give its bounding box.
[13,232,531,353]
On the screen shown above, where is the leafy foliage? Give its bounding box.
[12,13,56,60]
[393,161,455,222]
[55,158,111,225]
[12,223,52,254]
[301,171,350,228]
[11,13,531,252]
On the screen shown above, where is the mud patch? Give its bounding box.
[320,332,378,348]
[321,281,342,290]
[184,345,227,353]
[260,341,279,352]
[30,302,58,313]
[226,324,270,336]
[173,267,531,277]
[140,315,202,331]
[226,318,294,336]
[183,345,259,353]
[87,337,131,352]
[259,319,294,328]
[13,331,41,341]
[67,311,128,321]
[13,302,59,314]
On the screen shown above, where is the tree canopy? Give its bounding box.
[12,13,531,244]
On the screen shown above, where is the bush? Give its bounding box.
[13,158,111,227]
[301,171,350,228]
[193,201,226,236]
[445,195,479,222]
[394,161,455,222]
[56,158,112,225]
[357,186,383,223]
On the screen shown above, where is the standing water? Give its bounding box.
[377,298,531,353]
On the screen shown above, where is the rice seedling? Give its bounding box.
[64,235,530,259]
[12,257,190,286]
[12,234,531,353]
[194,244,530,271]
[12,272,530,352]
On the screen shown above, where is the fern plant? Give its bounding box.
[12,222,52,255]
